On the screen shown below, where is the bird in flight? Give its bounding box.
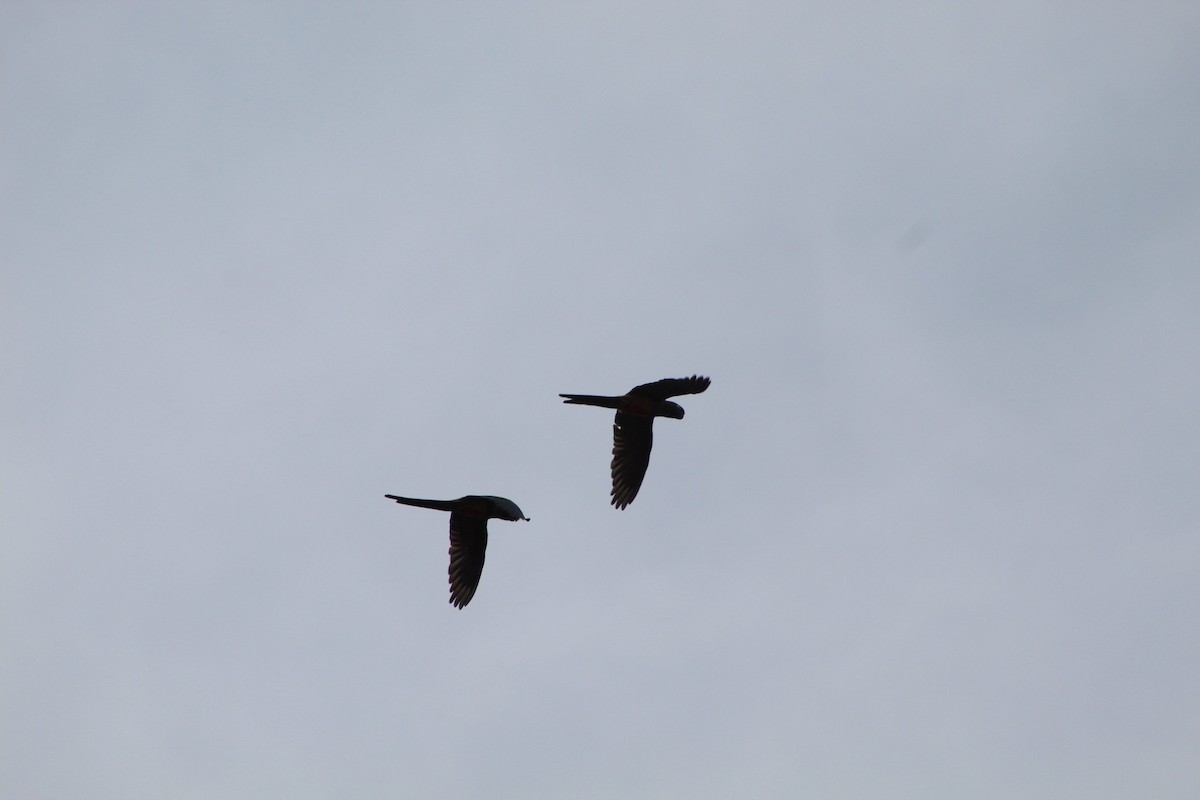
[560,375,711,509]
[384,494,529,608]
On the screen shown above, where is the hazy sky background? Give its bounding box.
[3,3,1199,798]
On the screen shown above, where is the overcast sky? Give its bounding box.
[3,3,1199,798]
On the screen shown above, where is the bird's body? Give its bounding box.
[384,494,528,609]
[560,375,710,509]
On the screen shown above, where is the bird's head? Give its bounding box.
[483,496,530,522]
[659,401,685,420]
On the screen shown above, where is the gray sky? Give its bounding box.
[3,3,1199,798]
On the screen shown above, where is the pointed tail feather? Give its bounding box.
[384,495,458,512]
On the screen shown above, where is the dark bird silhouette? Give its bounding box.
[560,375,711,509]
[384,494,529,609]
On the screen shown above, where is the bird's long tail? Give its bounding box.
[384,495,458,512]
[559,393,622,408]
